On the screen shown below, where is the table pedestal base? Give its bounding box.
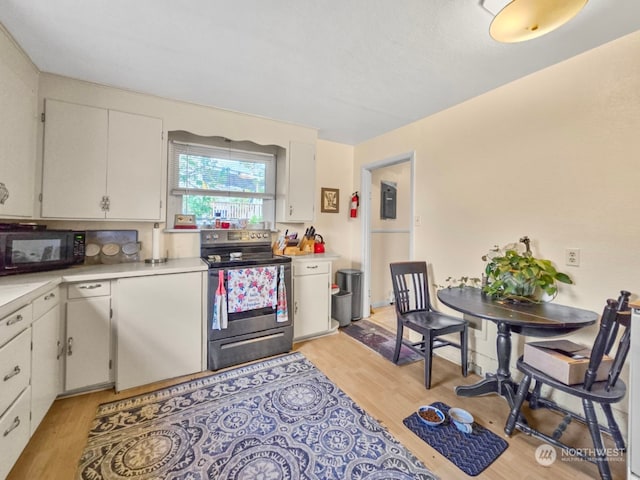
[455,373,519,409]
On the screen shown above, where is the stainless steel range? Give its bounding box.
[201,229,292,370]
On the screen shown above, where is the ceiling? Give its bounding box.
[1,1,639,145]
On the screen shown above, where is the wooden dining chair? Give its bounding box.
[504,290,632,480]
[389,262,468,389]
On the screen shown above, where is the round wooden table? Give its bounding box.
[437,287,599,408]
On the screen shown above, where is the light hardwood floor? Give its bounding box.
[8,307,626,479]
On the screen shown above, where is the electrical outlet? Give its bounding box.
[566,248,580,267]
[415,215,422,226]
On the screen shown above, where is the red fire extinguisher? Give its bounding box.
[350,192,359,218]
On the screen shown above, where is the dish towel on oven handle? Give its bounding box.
[212,269,228,330]
[277,265,288,323]
[226,266,278,313]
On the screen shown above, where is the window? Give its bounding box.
[168,136,276,228]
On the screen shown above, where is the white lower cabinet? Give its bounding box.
[115,272,204,391]
[1,263,206,477]
[0,387,31,480]
[30,307,61,434]
[64,282,112,392]
[293,260,331,340]
[0,328,31,418]
[1,285,59,479]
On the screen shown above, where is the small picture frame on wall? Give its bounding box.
[321,187,339,213]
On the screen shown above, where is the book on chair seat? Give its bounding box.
[523,340,613,385]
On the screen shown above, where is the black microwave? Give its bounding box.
[0,229,86,276]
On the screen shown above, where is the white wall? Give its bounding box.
[354,30,640,317]
[353,31,640,421]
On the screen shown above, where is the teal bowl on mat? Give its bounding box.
[417,405,445,427]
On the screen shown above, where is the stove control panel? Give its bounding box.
[200,229,272,245]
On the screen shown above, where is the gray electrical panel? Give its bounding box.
[380,181,397,219]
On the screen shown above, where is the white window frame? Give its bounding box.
[167,135,277,228]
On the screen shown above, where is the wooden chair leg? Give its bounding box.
[601,403,626,451]
[529,380,543,410]
[424,333,434,389]
[460,328,468,377]
[392,320,404,364]
[583,398,612,480]
[505,373,531,435]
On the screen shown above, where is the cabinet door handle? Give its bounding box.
[0,182,9,205]
[295,301,298,314]
[289,205,293,215]
[67,337,73,356]
[3,416,20,437]
[3,365,21,382]
[44,292,56,300]
[306,265,319,269]
[101,195,110,211]
[6,314,24,326]
[78,284,102,290]
[57,340,63,360]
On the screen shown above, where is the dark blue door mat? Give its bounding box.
[342,319,423,365]
[403,401,508,476]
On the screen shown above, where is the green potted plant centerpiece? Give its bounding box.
[482,236,573,303]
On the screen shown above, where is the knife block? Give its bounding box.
[298,237,314,253]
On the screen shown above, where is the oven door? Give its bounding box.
[207,263,292,339]
[206,263,292,370]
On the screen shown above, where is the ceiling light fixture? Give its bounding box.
[482,0,588,43]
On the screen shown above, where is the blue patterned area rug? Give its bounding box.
[403,401,508,476]
[77,352,437,479]
[342,319,423,365]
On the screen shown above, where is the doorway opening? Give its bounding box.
[360,152,415,318]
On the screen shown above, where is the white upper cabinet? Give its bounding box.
[107,110,163,220]
[41,99,163,220]
[42,100,108,219]
[0,28,38,218]
[276,141,315,223]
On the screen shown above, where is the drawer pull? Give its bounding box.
[3,416,21,437]
[6,314,24,326]
[78,284,102,290]
[3,365,21,382]
[67,337,74,356]
[44,292,56,300]
[306,265,319,269]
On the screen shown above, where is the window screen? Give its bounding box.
[169,140,276,226]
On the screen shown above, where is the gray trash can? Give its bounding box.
[331,291,352,327]
[336,269,363,320]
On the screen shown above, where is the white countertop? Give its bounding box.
[0,258,207,317]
